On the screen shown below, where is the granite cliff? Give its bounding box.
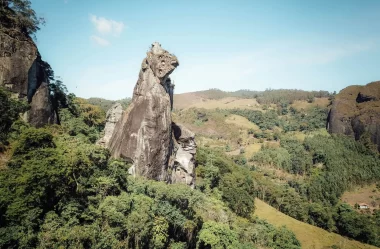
[0,29,56,127]
[107,42,196,187]
[327,81,380,151]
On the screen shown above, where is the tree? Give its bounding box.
[220,172,255,218]
[49,79,69,124]
[0,0,45,37]
[0,87,28,147]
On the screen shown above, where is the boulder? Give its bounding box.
[97,103,124,147]
[327,81,380,151]
[27,82,56,127]
[108,42,180,182]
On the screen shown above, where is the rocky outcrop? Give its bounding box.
[108,42,196,187]
[27,83,56,127]
[0,29,56,127]
[97,103,124,147]
[327,81,380,151]
[170,122,196,188]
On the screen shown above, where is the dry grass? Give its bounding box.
[173,93,205,110]
[225,114,260,130]
[341,184,380,212]
[245,143,263,158]
[254,198,379,249]
[291,97,330,111]
[182,97,262,110]
[0,149,11,169]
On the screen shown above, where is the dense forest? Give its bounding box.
[0,86,302,249]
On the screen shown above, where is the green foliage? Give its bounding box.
[58,96,107,143]
[0,0,45,37]
[252,146,291,171]
[0,87,28,147]
[304,135,380,205]
[229,109,281,130]
[0,126,301,249]
[193,88,330,105]
[220,172,255,218]
[335,203,379,245]
[197,221,241,249]
[284,107,328,132]
[250,133,380,246]
[86,97,131,112]
[72,98,106,128]
[280,138,313,175]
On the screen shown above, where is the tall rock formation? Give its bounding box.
[97,103,124,147]
[0,29,56,127]
[327,81,380,151]
[108,42,196,187]
[27,82,56,128]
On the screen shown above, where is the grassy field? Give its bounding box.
[291,97,330,111]
[225,114,260,130]
[254,198,379,249]
[174,95,262,110]
[341,184,380,212]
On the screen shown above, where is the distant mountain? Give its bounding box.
[173,88,331,110]
[86,97,131,112]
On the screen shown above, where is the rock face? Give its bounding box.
[27,83,56,127]
[108,42,196,187]
[170,122,196,188]
[0,29,56,127]
[327,81,380,151]
[97,103,124,147]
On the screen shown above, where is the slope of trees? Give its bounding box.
[0,0,44,38]
[86,97,131,112]
[0,99,301,249]
[0,87,28,150]
[250,134,380,246]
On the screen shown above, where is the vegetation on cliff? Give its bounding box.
[0,0,44,38]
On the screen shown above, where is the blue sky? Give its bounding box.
[31,0,380,100]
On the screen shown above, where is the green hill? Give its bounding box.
[255,198,379,249]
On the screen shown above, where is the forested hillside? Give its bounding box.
[0,86,303,249]
[172,89,380,248]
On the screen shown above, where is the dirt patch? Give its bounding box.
[341,184,380,212]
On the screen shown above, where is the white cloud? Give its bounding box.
[90,35,110,46]
[89,14,125,36]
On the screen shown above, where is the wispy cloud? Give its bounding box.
[89,14,125,37]
[90,35,110,46]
